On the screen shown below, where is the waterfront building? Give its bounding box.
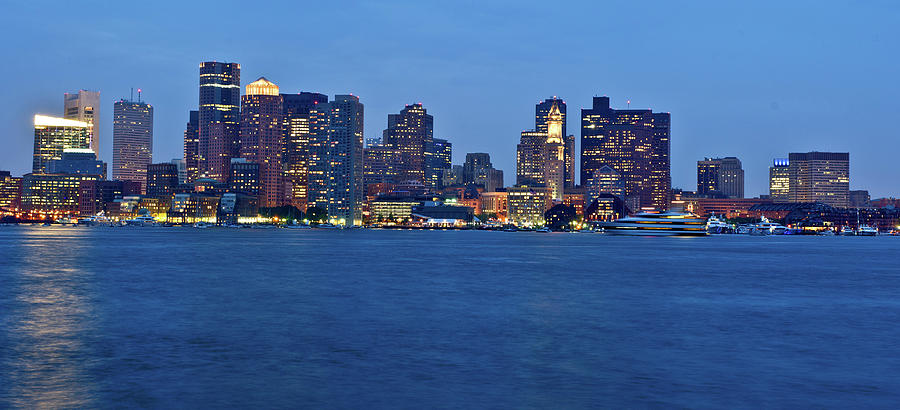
[64,90,100,157]
[47,148,106,178]
[183,111,200,183]
[411,204,475,226]
[313,95,364,225]
[146,163,179,198]
[427,138,452,190]
[697,157,744,198]
[506,185,552,227]
[78,180,141,217]
[282,92,329,210]
[228,159,260,197]
[218,192,259,224]
[849,190,870,208]
[382,103,433,188]
[198,61,241,182]
[769,158,790,202]
[112,98,154,191]
[479,191,508,221]
[563,187,586,216]
[22,173,100,216]
[240,77,284,208]
[32,115,91,174]
[169,193,220,223]
[0,171,23,211]
[535,97,576,188]
[788,152,849,208]
[370,197,423,223]
[581,97,670,209]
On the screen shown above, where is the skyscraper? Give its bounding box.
[788,152,849,208]
[427,138,452,190]
[515,101,565,200]
[282,92,329,210]
[146,163,179,197]
[64,90,100,158]
[769,158,790,202]
[536,97,575,188]
[382,103,433,188]
[183,110,200,183]
[581,97,671,209]
[697,157,744,198]
[240,77,284,208]
[199,61,241,182]
[112,98,154,190]
[323,95,365,225]
[32,115,91,174]
[463,153,492,185]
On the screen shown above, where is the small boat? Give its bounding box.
[315,223,341,229]
[125,215,157,227]
[817,229,836,236]
[840,226,855,236]
[535,227,551,233]
[193,222,212,229]
[857,225,878,236]
[597,210,708,236]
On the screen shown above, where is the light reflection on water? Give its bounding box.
[2,228,97,408]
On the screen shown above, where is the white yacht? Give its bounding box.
[748,217,787,235]
[706,215,732,234]
[840,226,856,236]
[125,215,157,226]
[857,225,878,236]
[598,211,708,236]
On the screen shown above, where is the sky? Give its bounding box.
[1,0,898,198]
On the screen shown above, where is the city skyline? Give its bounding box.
[2,2,898,198]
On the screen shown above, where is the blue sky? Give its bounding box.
[2,0,898,197]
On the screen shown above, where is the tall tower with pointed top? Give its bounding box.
[544,102,565,200]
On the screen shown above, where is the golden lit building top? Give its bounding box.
[34,115,91,129]
[245,77,279,96]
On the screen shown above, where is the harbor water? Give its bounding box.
[1,226,899,408]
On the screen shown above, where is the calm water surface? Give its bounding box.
[1,226,899,408]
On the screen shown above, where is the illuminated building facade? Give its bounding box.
[697,157,744,198]
[47,148,106,178]
[364,146,402,188]
[32,115,91,174]
[585,165,625,208]
[239,77,284,207]
[64,90,100,157]
[183,110,200,183]
[171,159,187,184]
[79,180,141,216]
[769,158,790,202]
[479,191,508,220]
[788,152,849,208]
[199,61,241,182]
[22,173,99,215]
[516,102,565,200]
[581,97,671,209]
[282,92,328,210]
[506,185,552,226]
[146,163,179,197]
[382,103,433,188]
[427,138,452,190]
[112,98,154,191]
[323,95,365,225]
[0,171,23,211]
[229,159,260,197]
[536,97,576,188]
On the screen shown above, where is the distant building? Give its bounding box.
[229,159,260,197]
[47,148,106,178]
[364,145,402,188]
[516,101,565,200]
[183,110,200,183]
[535,97,576,188]
[79,179,141,217]
[146,163,179,197]
[427,138,452,190]
[64,90,100,157]
[282,92,329,210]
[479,191,508,220]
[769,158,790,202]
[22,173,100,215]
[463,153,491,185]
[581,97,670,209]
[32,115,91,174]
[585,165,625,208]
[382,103,433,189]
[112,98,154,190]
[199,61,241,182]
[697,157,744,198]
[324,95,365,225]
[0,171,23,211]
[240,77,284,207]
[850,190,871,208]
[506,185,552,226]
[788,152,849,208]
[171,159,187,185]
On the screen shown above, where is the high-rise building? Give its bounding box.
[112,98,153,190]
[282,92,328,210]
[0,171,23,211]
[64,90,100,158]
[47,148,106,178]
[515,102,565,200]
[697,157,743,198]
[850,190,871,208]
[585,165,625,208]
[146,163,179,197]
[171,159,187,185]
[240,77,284,208]
[769,158,790,202]
[198,61,241,182]
[228,159,260,197]
[581,97,671,209]
[382,103,433,188]
[536,97,576,188]
[478,168,504,193]
[32,115,92,174]
[364,146,402,189]
[427,138,452,190]
[309,95,365,224]
[183,110,200,183]
[788,152,849,208]
[463,153,492,185]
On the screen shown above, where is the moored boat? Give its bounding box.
[598,211,707,236]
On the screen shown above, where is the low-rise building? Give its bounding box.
[507,185,552,226]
